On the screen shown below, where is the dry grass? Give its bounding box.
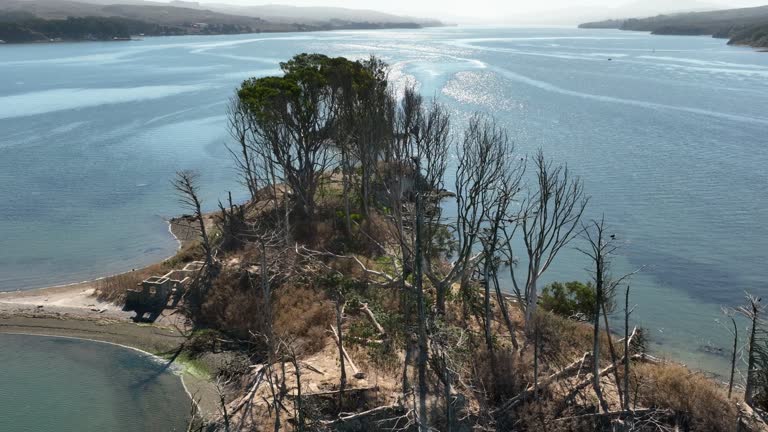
[95,272,144,304]
[273,284,334,355]
[632,362,738,432]
[94,262,168,304]
[200,269,268,341]
[94,240,202,305]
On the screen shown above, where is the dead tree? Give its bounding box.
[506,150,588,330]
[334,292,347,412]
[720,307,739,399]
[739,294,764,406]
[578,218,615,413]
[470,117,525,353]
[623,285,634,411]
[413,154,430,432]
[173,170,213,265]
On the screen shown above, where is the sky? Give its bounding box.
[182,0,768,22]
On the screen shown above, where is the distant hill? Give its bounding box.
[171,2,442,26]
[0,0,440,43]
[579,5,768,48]
[505,0,722,26]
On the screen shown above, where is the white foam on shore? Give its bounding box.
[0,332,204,416]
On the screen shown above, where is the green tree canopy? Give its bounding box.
[540,281,597,320]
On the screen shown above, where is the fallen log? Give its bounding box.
[556,353,661,416]
[300,385,379,398]
[496,328,647,416]
[321,403,406,426]
[553,408,674,423]
[360,302,387,338]
[229,367,267,415]
[495,351,592,413]
[331,325,365,379]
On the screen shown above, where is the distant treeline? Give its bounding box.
[0,15,185,43]
[0,14,427,43]
[579,5,768,48]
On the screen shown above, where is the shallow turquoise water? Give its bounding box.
[1,27,767,374]
[0,334,189,431]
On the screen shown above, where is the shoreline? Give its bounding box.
[0,24,442,46]
[0,330,206,419]
[0,217,220,418]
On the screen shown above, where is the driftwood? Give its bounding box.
[331,325,365,379]
[360,302,387,338]
[301,385,379,398]
[739,403,768,432]
[496,328,645,416]
[321,403,405,426]
[553,408,674,423]
[300,361,326,376]
[229,366,267,415]
[557,352,661,415]
[349,336,385,345]
[495,351,592,413]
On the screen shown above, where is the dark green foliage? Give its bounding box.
[237,54,389,226]
[579,6,768,48]
[0,16,182,43]
[539,281,596,320]
[729,24,768,48]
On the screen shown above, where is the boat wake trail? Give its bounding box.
[492,66,768,126]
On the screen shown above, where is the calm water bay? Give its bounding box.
[2,27,768,374]
[0,334,189,431]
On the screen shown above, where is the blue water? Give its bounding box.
[0,334,189,431]
[2,27,767,374]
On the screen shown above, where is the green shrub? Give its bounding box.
[539,281,596,320]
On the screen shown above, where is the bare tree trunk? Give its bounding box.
[290,348,304,432]
[742,296,761,406]
[492,271,519,351]
[260,239,273,344]
[335,295,347,412]
[533,320,539,401]
[583,219,611,413]
[444,363,453,432]
[483,257,496,381]
[173,170,213,266]
[414,158,429,432]
[602,302,624,408]
[341,148,353,237]
[623,285,631,411]
[729,315,738,399]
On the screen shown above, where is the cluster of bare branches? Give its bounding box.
[170,53,752,432]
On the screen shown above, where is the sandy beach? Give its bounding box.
[0,219,220,417]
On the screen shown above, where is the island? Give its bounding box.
[2,52,766,431]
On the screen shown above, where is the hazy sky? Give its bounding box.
[190,0,768,21]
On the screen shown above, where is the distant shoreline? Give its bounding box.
[0,23,442,46]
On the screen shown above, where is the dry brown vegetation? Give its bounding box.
[94,263,165,303]
[632,363,738,432]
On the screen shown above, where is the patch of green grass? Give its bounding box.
[163,351,211,379]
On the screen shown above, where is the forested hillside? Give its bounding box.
[0,0,436,43]
[579,5,768,48]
